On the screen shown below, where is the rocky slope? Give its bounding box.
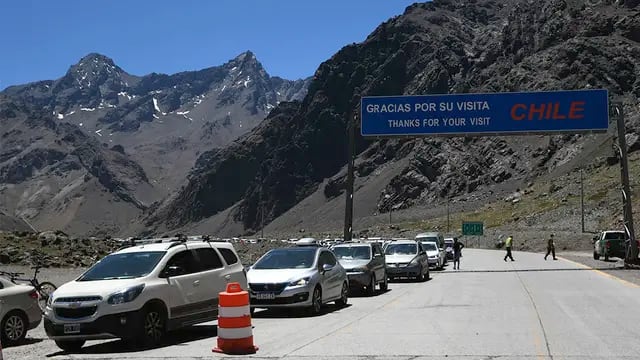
[148,0,640,237]
[1,52,310,235]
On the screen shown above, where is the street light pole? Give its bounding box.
[580,169,585,233]
[447,198,450,233]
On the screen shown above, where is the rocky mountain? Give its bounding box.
[0,52,310,235]
[146,0,640,237]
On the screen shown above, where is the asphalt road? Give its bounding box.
[4,249,640,360]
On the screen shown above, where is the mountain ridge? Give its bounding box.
[146,0,640,237]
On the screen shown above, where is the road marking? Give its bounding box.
[559,257,640,288]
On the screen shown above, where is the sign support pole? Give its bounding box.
[344,111,356,242]
[580,169,585,233]
[613,102,638,264]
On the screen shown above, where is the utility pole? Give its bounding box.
[580,169,585,233]
[259,177,265,239]
[446,199,450,233]
[343,111,356,242]
[612,102,638,264]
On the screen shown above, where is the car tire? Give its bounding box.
[366,274,376,296]
[594,251,600,260]
[136,304,166,348]
[335,282,349,307]
[425,268,430,281]
[416,267,424,282]
[55,340,86,352]
[1,311,27,346]
[309,286,323,316]
[380,272,388,292]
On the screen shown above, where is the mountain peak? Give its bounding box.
[77,53,116,67]
[234,50,255,61]
[62,52,127,90]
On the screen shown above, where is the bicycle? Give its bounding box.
[0,265,57,311]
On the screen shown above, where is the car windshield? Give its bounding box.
[333,246,371,260]
[78,251,166,281]
[253,248,316,269]
[444,240,454,248]
[385,243,418,255]
[421,242,438,251]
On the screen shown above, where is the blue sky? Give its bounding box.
[0,0,418,89]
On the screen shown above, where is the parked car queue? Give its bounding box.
[7,233,449,353]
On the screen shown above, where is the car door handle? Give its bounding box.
[224,274,231,281]
[193,280,200,286]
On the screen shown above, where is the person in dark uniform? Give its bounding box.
[453,238,464,270]
[504,235,515,261]
[544,234,557,260]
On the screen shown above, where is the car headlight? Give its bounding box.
[107,284,145,305]
[288,277,310,287]
[409,257,420,266]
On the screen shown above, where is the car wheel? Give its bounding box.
[425,268,430,281]
[137,304,166,348]
[593,251,600,260]
[380,272,388,291]
[416,267,424,282]
[1,311,27,346]
[335,282,349,307]
[309,287,323,315]
[55,340,85,352]
[366,274,376,296]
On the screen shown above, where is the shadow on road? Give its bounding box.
[46,324,218,357]
[439,267,631,273]
[349,288,391,298]
[4,337,44,348]
[252,303,352,319]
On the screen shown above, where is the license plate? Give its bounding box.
[64,323,81,334]
[256,292,276,300]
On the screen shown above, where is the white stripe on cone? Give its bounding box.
[219,304,250,318]
[218,326,253,340]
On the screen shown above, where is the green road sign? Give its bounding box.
[462,221,484,236]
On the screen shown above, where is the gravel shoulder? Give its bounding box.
[558,251,640,287]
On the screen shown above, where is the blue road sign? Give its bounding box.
[360,89,609,137]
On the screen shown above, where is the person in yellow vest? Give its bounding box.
[504,235,515,261]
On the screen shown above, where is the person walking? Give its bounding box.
[544,234,557,260]
[504,235,515,262]
[453,238,464,270]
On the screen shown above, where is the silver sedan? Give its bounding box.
[0,277,42,346]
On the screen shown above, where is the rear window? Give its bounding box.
[219,248,239,265]
[196,248,224,270]
[604,232,626,240]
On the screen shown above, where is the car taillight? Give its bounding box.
[29,290,39,299]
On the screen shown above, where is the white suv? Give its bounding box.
[44,238,247,352]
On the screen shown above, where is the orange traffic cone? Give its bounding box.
[212,282,258,355]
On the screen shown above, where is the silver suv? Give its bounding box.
[332,242,388,295]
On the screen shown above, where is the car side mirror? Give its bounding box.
[420,251,426,255]
[322,264,334,273]
[163,265,183,278]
